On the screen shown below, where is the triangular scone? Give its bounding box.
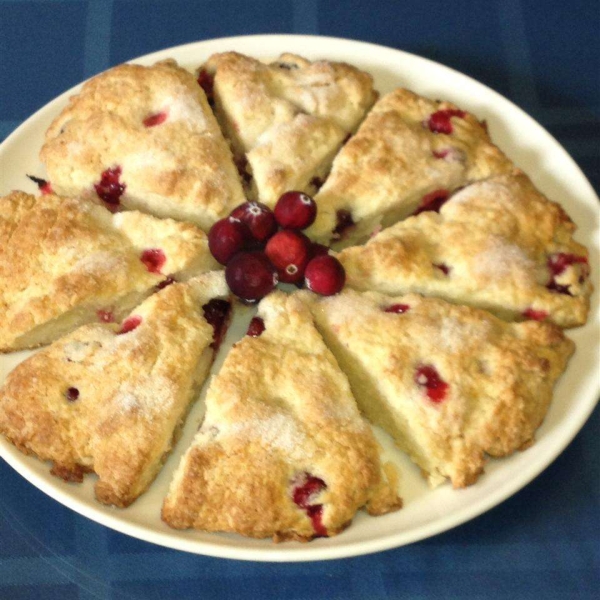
[162,291,401,541]
[0,272,231,507]
[201,52,377,206]
[0,191,219,352]
[40,60,245,230]
[306,88,514,246]
[337,173,592,328]
[306,289,574,488]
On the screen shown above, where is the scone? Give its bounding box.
[162,291,401,541]
[306,88,514,246]
[40,60,246,230]
[305,289,574,487]
[0,272,231,507]
[337,173,592,328]
[201,52,377,206]
[0,191,218,352]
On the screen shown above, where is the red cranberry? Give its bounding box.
[434,263,451,275]
[274,191,317,230]
[197,68,214,101]
[385,304,410,314]
[265,230,310,283]
[413,189,450,216]
[427,109,466,134]
[65,387,80,402]
[140,248,166,274]
[97,309,115,323]
[522,308,548,321]
[118,315,142,334]
[291,472,328,537]
[547,253,588,277]
[143,111,168,127]
[225,251,278,303]
[305,255,346,296]
[332,209,355,240]
[95,166,125,210]
[155,276,176,291]
[231,202,277,244]
[202,299,231,350]
[415,365,448,403]
[27,174,53,195]
[246,317,265,337]
[208,217,250,265]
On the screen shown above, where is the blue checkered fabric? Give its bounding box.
[0,1,598,598]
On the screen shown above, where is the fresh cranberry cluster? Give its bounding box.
[208,191,346,302]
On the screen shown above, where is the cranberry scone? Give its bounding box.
[162,291,401,541]
[40,60,245,230]
[0,191,218,352]
[200,52,377,206]
[337,173,592,328]
[305,289,574,488]
[0,272,231,507]
[306,88,514,246]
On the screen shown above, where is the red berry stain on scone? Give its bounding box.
[546,253,589,295]
[118,315,142,335]
[246,317,265,337]
[231,202,278,244]
[415,365,448,403]
[332,209,355,240]
[197,68,214,101]
[155,276,176,291]
[305,255,346,296]
[432,147,465,162]
[522,308,548,321]
[434,263,451,276]
[385,304,410,314]
[143,111,168,127]
[427,109,466,134]
[65,387,80,402]
[208,217,250,265]
[291,472,328,537]
[202,299,231,350]
[94,166,125,210]
[413,189,450,216]
[27,174,54,195]
[96,309,115,323]
[265,230,310,284]
[274,191,317,230]
[140,248,166,274]
[225,251,278,303]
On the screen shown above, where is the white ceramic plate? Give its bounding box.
[1,35,599,562]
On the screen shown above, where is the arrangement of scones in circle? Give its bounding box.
[0,51,593,542]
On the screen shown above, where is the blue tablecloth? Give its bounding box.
[0,1,598,598]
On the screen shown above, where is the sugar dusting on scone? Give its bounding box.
[305,288,575,488]
[162,291,401,541]
[40,60,246,230]
[0,272,231,507]
[306,88,515,246]
[0,191,219,352]
[337,173,592,328]
[200,52,377,206]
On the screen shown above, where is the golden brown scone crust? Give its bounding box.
[0,191,218,351]
[0,272,230,507]
[162,291,401,541]
[306,88,514,245]
[306,289,575,488]
[338,173,592,328]
[202,52,377,206]
[41,60,245,230]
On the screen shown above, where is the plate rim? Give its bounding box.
[0,33,599,562]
